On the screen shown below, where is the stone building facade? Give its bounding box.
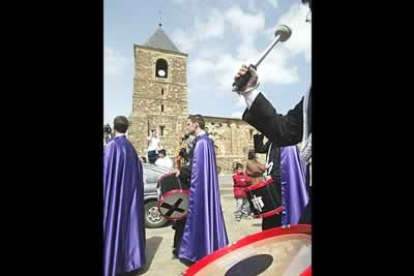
[204,116,266,173]
[128,26,265,173]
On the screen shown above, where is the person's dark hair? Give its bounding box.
[188,114,205,130]
[248,149,256,160]
[235,162,244,172]
[182,134,189,141]
[151,129,156,133]
[179,148,189,162]
[179,148,186,156]
[158,149,166,156]
[113,116,129,133]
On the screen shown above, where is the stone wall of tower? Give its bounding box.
[128,45,188,158]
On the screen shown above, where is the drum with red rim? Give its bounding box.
[157,173,190,220]
[182,224,312,276]
[245,178,282,219]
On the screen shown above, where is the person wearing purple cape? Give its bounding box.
[103,116,146,276]
[280,146,309,226]
[253,135,308,230]
[178,114,229,263]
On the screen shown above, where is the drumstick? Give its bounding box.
[232,25,292,93]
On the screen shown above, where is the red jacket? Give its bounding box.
[232,172,252,198]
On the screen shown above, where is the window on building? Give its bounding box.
[156,59,168,78]
[160,126,165,136]
[161,88,164,95]
[161,105,164,112]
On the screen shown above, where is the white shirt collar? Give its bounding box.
[197,130,206,137]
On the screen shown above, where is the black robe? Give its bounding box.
[243,90,312,226]
[253,134,282,230]
[172,138,195,257]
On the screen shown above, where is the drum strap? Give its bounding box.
[177,175,184,191]
[265,142,273,180]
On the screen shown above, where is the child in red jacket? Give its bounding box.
[232,163,252,221]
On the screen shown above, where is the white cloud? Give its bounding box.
[189,58,216,77]
[259,47,299,84]
[104,47,129,76]
[225,6,265,44]
[196,10,225,40]
[172,9,225,53]
[268,0,278,8]
[172,29,197,53]
[174,4,302,104]
[231,111,244,118]
[271,4,312,62]
[247,0,278,12]
[173,6,265,58]
[236,96,245,107]
[172,0,197,4]
[247,0,258,12]
[197,44,224,59]
[222,6,298,87]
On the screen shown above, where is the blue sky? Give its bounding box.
[104,0,311,124]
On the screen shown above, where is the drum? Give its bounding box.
[157,173,190,220]
[245,178,282,218]
[181,224,312,276]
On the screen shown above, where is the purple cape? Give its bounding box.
[179,134,229,262]
[280,145,309,226]
[103,136,146,276]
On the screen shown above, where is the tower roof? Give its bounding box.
[144,27,180,53]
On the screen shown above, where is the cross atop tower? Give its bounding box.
[158,10,163,27]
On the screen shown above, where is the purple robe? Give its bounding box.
[280,146,309,226]
[103,135,146,276]
[179,134,229,262]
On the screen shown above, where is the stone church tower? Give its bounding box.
[128,24,263,173]
[129,25,189,157]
